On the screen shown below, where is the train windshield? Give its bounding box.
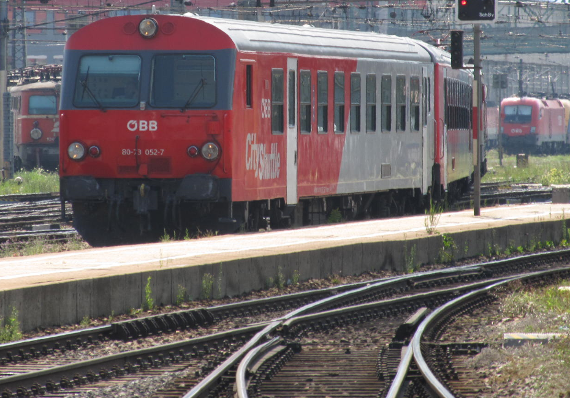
[73,55,141,108]
[150,54,216,109]
[29,95,57,115]
[504,105,532,123]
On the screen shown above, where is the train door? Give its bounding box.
[286,58,298,204]
[422,66,432,194]
[441,68,448,187]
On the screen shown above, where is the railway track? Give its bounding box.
[2,249,570,397]
[0,193,75,244]
[452,182,552,210]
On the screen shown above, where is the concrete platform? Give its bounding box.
[2,202,570,332]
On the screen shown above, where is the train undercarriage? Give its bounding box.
[69,176,470,247]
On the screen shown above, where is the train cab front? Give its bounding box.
[59,15,236,245]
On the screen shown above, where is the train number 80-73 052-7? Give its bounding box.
[121,149,165,156]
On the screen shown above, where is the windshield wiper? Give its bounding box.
[80,67,105,111]
[181,78,205,112]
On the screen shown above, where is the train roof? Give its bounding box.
[187,15,435,62]
[67,14,445,64]
[502,96,565,105]
[8,81,60,93]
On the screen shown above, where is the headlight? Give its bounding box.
[30,128,42,140]
[68,142,86,160]
[201,142,220,161]
[139,18,158,38]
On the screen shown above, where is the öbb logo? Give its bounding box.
[127,120,158,132]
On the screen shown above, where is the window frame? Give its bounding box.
[271,68,284,134]
[366,74,377,133]
[334,71,345,134]
[300,70,312,134]
[396,75,406,132]
[350,72,361,133]
[317,71,328,134]
[381,75,392,133]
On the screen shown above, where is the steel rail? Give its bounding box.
[0,323,266,394]
[235,337,282,398]
[182,321,281,398]
[411,266,570,397]
[189,248,570,398]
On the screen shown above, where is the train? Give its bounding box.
[59,13,482,246]
[9,80,61,171]
[500,95,570,154]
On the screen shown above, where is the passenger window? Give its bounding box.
[350,73,361,133]
[272,69,284,134]
[300,70,311,134]
[288,70,296,127]
[396,75,406,132]
[381,75,392,132]
[318,71,328,133]
[334,71,345,133]
[410,76,420,132]
[423,77,429,127]
[366,74,376,132]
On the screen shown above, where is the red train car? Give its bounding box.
[500,96,567,154]
[9,81,60,170]
[59,14,476,246]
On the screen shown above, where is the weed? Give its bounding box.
[158,249,169,269]
[0,169,59,195]
[327,208,343,224]
[424,198,442,235]
[80,316,90,327]
[527,238,537,253]
[108,311,115,323]
[0,308,22,343]
[483,150,570,186]
[329,274,341,284]
[504,280,570,318]
[143,276,154,311]
[194,228,218,239]
[438,234,456,263]
[405,244,418,273]
[176,284,187,306]
[292,269,300,285]
[201,273,214,299]
[0,235,89,258]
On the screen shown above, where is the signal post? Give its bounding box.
[452,0,495,216]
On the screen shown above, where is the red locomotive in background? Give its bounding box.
[9,80,61,170]
[59,14,480,246]
[500,95,570,154]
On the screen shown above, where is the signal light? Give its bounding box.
[457,0,495,21]
[450,30,463,69]
[88,146,101,158]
